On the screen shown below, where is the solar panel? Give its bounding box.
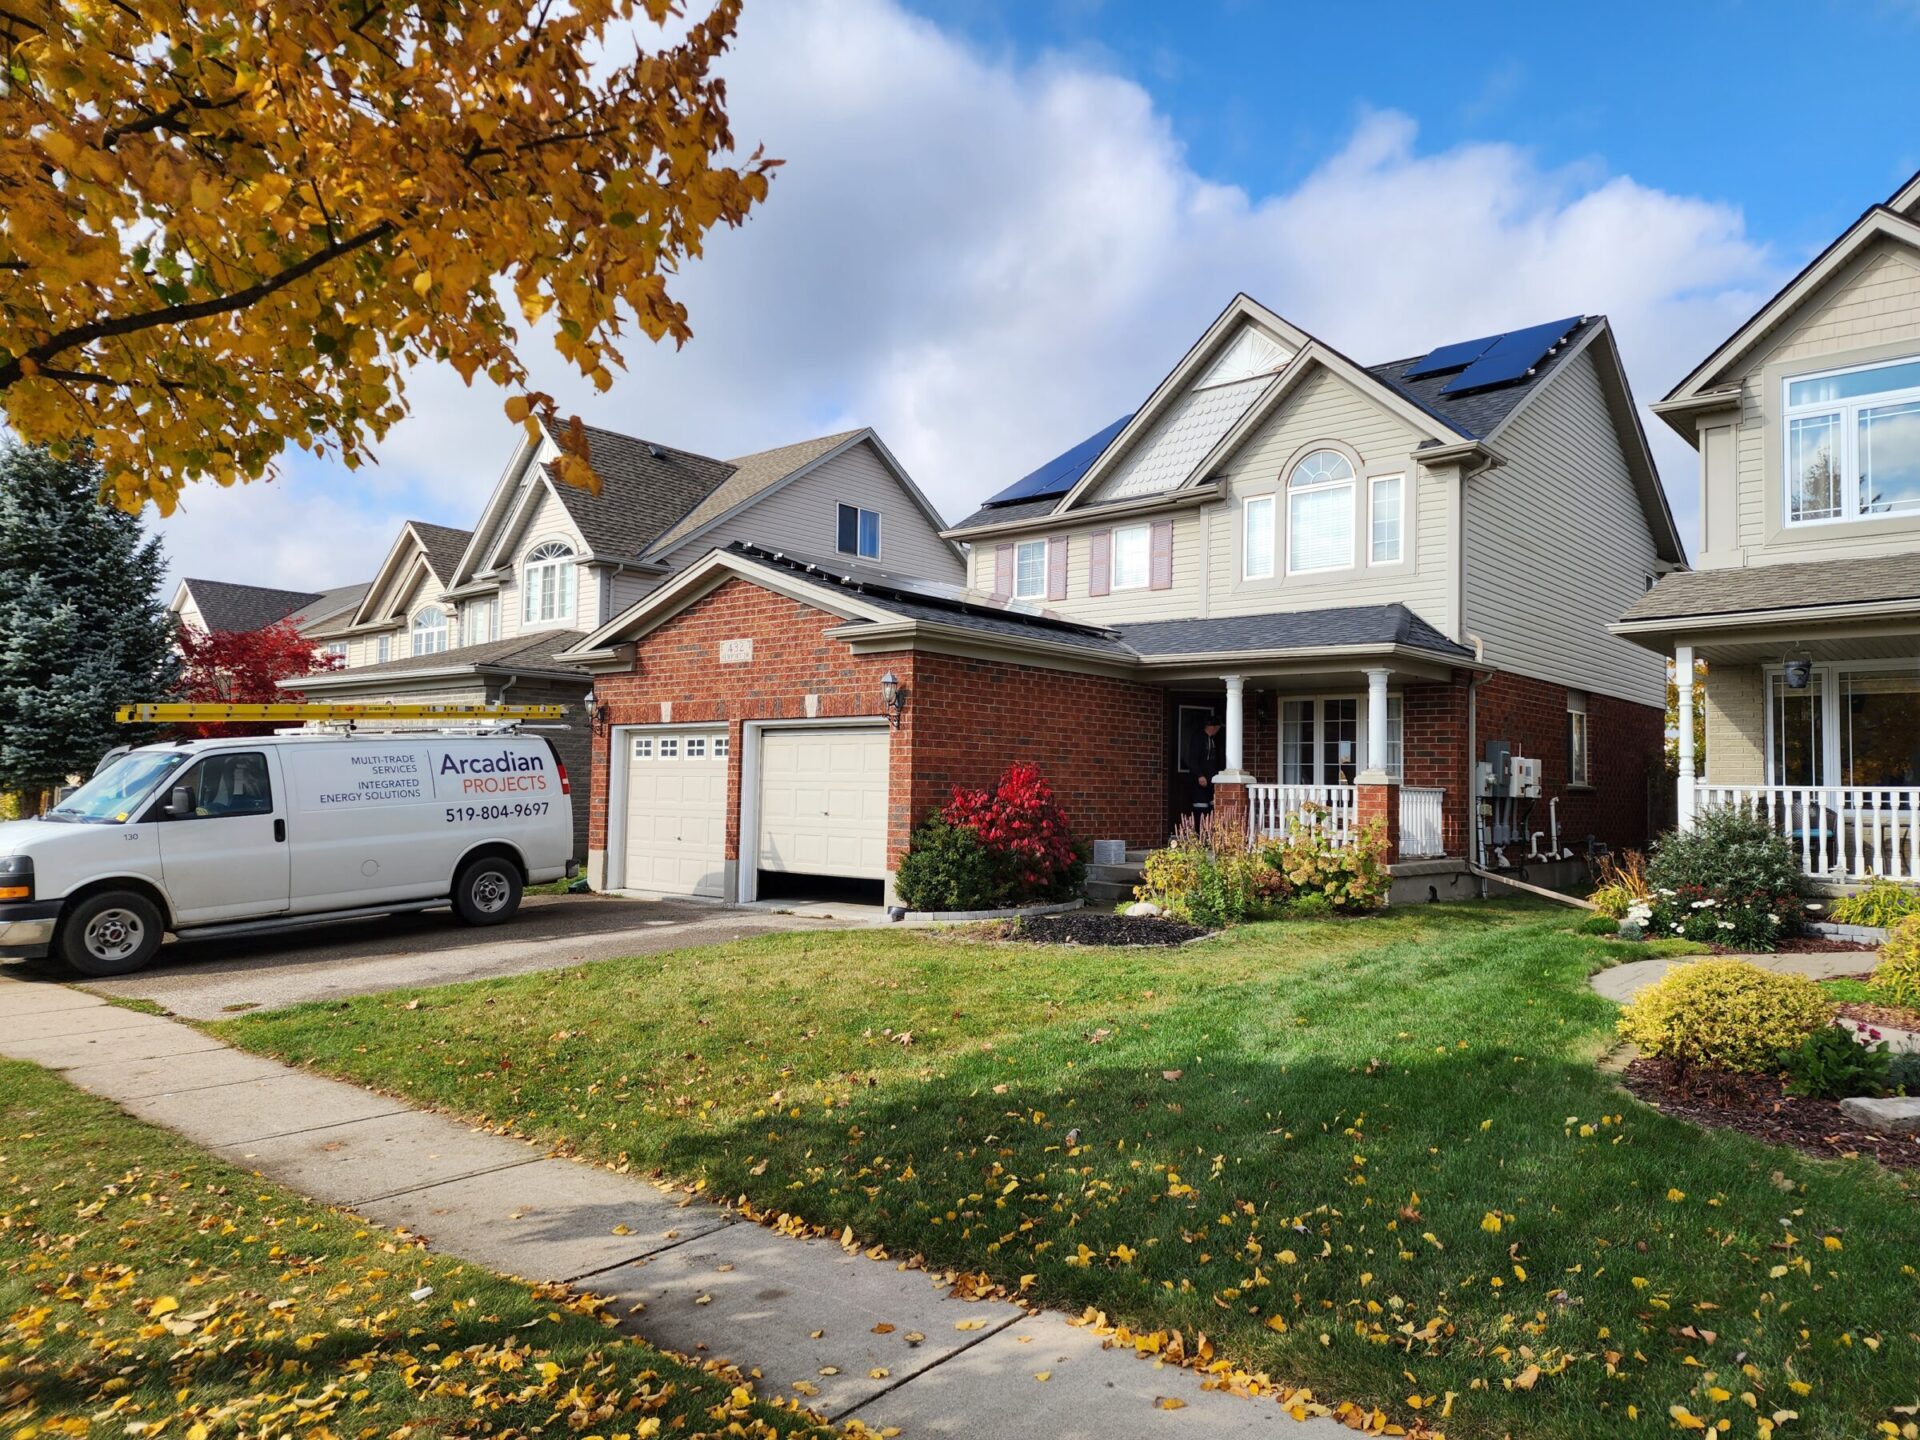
[983,413,1133,505]
[1440,316,1583,395]
[1402,334,1499,379]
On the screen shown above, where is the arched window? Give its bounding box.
[1287,449,1356,574]
[411,606,449,656]
[522,542,576,625]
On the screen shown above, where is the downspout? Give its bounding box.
[1461,636,1593,910]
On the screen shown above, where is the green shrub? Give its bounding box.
[1645,807,1810,950]
[1135,813,1285,927]
[1779,1025,1890,1100]
[1873,914,1920,1008]
[1890,1051,1920,1095]
[1279,891,1334,921]
[1577,914,1620,936]
[1617,960,1832,1072]
[1830,877,1920,930]
[1273,809,1390,913]
[895,816,1001,911]
[1589,883,1634,919]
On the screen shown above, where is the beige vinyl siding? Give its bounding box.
[1727,240,1920,564]
[659,440,964,583]
[391,569,456,656]
[496,483,591,641]
[607,569,667,621]
[1463,349,1665,707]
[1704,664,1765,786]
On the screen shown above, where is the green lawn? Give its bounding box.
[0,1059,836,1440]
[217,903,1920,1439]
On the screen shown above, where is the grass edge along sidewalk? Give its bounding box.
[216,903,1920,1439]
[0,1056,845,1440]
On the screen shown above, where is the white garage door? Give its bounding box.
[757,726,889,879]
[621,728,728,896]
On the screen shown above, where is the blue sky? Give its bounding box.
[155,0,1918,589]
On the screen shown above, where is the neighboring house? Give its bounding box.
[1615,169,1920,889]
[566,295,1683,905]
[168,577,371,664]
[293,418,966,854]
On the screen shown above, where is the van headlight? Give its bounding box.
[0,855,32,903]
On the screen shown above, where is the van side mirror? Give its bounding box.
[165,786,194,818]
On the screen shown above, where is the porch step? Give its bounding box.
[1084,859,1145,907]
[1083,879,1137,905]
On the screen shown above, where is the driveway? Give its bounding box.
[17,894,855,1019]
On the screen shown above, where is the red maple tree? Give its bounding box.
[173,619,337,735]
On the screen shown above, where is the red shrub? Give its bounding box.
[942,762,1081,898]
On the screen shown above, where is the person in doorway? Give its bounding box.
[1186,716,1224,818]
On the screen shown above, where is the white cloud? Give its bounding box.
[147,0,1781,586]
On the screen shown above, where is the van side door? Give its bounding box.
[151,748,292,925]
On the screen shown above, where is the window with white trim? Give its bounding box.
[376,634,390,664]
[1243,494,1276,579]
[1568,691,1591,787]
[1766,663,1920,787]
[1279,694,1401,784]
[632,736,654,760]
[659,736,679,759]
[714,734,730,759]
[1014,538,1048,599]
[1287,449,1355,573]
[837,503,881,559]
[1783,355,1920,524]
[1369,474,1403,564]
[1111,523,1151,590]
[319,641,347,667]
[521,542,576,626]
[411,606,448,656]
[466,597,496,645]
[686,736,707,759]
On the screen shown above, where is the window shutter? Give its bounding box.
[1089,531,1111,597]
[1047,537,1068,600]
[1149,519,1174,590]
[993,543,1013,598]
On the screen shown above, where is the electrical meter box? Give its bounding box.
[1479,740,1512,796]
[1509,755,1542,797]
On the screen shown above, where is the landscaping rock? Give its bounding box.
[1838,1096,1920,1135]
[1124,901,1162,918]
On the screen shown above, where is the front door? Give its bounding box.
[1166,694,1223,833]
[153,748,292,924]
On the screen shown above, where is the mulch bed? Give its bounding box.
[1833,1000,1920,1032]
[1621,1056,1920,1169]
[1705,936,1876,956]
[1003,912,1211,947]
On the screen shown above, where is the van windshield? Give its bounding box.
[44,750,189,824]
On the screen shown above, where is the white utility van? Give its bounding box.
[0,730,575,976]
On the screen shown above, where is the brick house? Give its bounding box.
[569,295,1684,904]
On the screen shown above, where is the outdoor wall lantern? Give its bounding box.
[881,671,908,728]
[1783,653,1814,691]
[585,691,608,734]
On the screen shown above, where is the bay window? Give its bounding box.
[1111,523,1151,590]
[1287,449,1355,573]
[1243,494,1276,579]
[1784,355,1920,524]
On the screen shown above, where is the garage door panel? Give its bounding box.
[621,729,728,897]
[758,727,889,880]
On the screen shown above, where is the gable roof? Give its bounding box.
[643,430,862,556]
[411,522,473,584]
[1366,315,1600,440]
[294,581,372,637]
[176,578,324,633]
[296,628,592,687]
[539,421,738,559]
[1655,200,1920,434]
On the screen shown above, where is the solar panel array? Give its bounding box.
[983,413,1134,506]
[1399,316,1584,397]
[1401,334,1498,380]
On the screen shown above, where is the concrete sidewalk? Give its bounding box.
[0,972,1346,1438]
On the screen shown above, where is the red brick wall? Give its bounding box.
[589,577,1171,868]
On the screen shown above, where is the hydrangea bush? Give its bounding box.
[1645,807,1810,950]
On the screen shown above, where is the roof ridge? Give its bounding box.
[724,426,865,466]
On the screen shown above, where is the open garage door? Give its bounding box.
[620,728,728,896]
[757,726,889,880]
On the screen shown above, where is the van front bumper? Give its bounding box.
[0,902,61,959]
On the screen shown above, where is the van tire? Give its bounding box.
[58,891,165,977]
[452,855,522,926]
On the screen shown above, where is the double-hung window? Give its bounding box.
[1369,474,1404,564]
[1568,692,1591,786]
[1014,538,1048,599]
[1287,449,1355,573]
[837,503,881,559]
[521,542,576,626]
[1243,495,1276,579]
[1111,523,1151,590]
[1783,355,1920,524]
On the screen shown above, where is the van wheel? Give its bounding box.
[59,891,165,977]
[452,855,522,926]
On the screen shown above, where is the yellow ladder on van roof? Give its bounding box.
[115,702,567,724]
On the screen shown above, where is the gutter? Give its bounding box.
[1611,595,1920,646]
[941,482,1224,542]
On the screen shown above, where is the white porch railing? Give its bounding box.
[1399,786,1446,858]
[1696,784,1920,882]
[1248,784,1357,844]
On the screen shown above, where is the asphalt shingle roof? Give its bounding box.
[310,630,592,682]
[294,581,373,637]
[949,495,1069,531]
[1620,553,1920,624]
[1363,316,1598,441]
[1118,606,1476,660]
[181,579,324,633]
[645,431,864,557]
[411,522,474,584]
[542,421,737,558]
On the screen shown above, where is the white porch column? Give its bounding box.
[1216,674,1253,783]
[1675,641,1696,831]
[1358,666,1392,784]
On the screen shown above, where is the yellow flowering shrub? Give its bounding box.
[1874,913,1920,1009]
[1617,960,1831,1072]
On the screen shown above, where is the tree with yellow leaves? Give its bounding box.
[0,0,777,511]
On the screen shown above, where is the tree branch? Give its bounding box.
[0,220,395,390]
